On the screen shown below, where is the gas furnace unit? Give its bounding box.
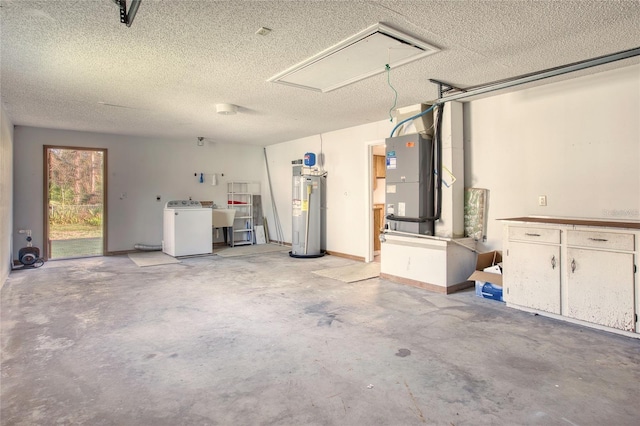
[385,133,435,235]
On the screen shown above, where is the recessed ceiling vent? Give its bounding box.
[268,23,440,93]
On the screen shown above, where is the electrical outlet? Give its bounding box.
[538,195,547,206]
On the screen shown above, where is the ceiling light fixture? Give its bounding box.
[268,23,440,93]
[216,103,238,115]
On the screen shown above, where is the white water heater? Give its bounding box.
[290,166,326,258]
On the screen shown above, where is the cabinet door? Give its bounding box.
[566,248,635,331]
[373,160,378,190]
[504,241,561,314]
[375,155,386,178]
[373,209,381,251]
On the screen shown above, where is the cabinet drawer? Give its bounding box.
[508,226,560,244]
[567,230,634,251]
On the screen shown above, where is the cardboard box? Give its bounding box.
[469,251,504,301]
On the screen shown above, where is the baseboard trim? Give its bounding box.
[380,273,473,294]
[325,251,365,262]
[257,243,364,263]
[269,240,291,246]
[106,250,137,256]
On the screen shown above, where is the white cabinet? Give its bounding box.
[502,218,639,336]
[227,181,259,246]
[565,230,636,331]
[505,241,561,314]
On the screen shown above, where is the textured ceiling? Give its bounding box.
[1,0,639,146]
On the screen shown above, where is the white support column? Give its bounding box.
[435,101,464,238]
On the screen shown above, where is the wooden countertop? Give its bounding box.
[500,217,640,230]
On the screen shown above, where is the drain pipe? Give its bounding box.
[303,183,311,255]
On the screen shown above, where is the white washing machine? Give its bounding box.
[163,200,212,257]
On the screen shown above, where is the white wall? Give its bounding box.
[264,64,640,259]
[1,100,14,287]
[12,65,638,262]
[372,144,386,204]
[464,64,640,250]
[263,120,393,258]
[13,127,264,257]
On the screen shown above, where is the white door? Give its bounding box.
[504,241,561,314]
[566,248,635,331]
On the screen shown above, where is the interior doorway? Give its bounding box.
[371,143,386,263]
[44,146,107,260]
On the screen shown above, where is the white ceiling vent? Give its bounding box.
[268,23,440,93]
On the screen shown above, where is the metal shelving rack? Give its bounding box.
[227,181,259,246]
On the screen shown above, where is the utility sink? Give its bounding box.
[212,209,236,227]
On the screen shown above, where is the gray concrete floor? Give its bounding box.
[1,251,639,425]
